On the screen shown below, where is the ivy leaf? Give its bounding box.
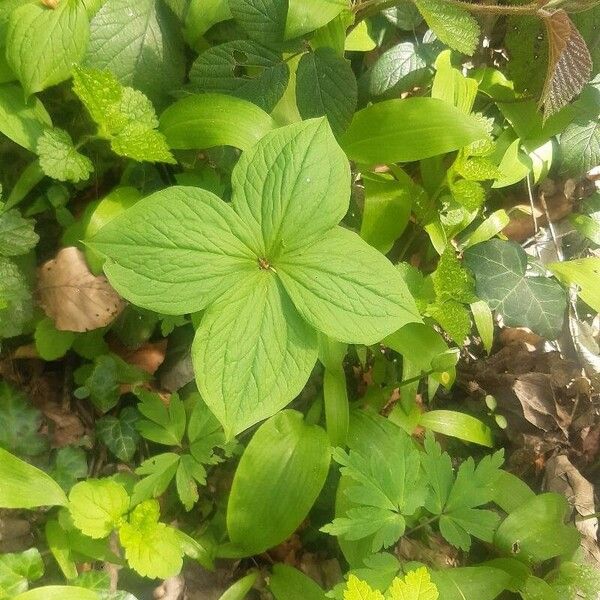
[96,407,140,462]
[193,271,318,438]
[5,0,89,96]
[0,381,46,457]
[189,40,289,113]
[343,575,384,600]
[135,390,186,446]
[278,227,420,345]
[69,479,130,539]
[387,567,439,600]
[0,257,32,339]
[413,0,480,56]
[50,447,88,492]
[0,210,38,257]
[118,499,183,579]
[0,549,44,599]
[540,9,592,119]
[85,0,186,109]
[72,67,175,164]
[464,239,567,338]
[296,47,357,136]
[37,128,94,183]
[131,452,180,506]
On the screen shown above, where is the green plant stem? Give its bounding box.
[405,514,441,536]
[354,0,540,22]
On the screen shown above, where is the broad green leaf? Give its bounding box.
[131,452,180,506]
[189,40,289,113]
[159,93,275,151]
[0,381,45,456]
[6,0,89,96]
[184,0,232,47]
[0,257,32,338]
[490,470,535,514]
[85,0,185,108]
[13,587,98,600]
[0,83,52,151]
[279,227,420,345]
[341,98,486,165]
[226,411,330,555]
[383,3,423,30]
[231,118,350,255]
[193,272,318,437]
[285,0,347,39]
[96,407,140,462]
[228,0,286,44]
[549,257,600,313]
[34,317,75,361]
[388,567,439,600]
[296,48,357,136]
[464,240,567,338]
[430,567,511,600]
[494,493,581,563]
[50,447,88,493]
[463,209,510,248]
[432,50,478,113]
[470,300,494,353]
[0,548,43,599]
[369,42,427,98]
[69,479,130,539]
[0,447,67,508]
[218,572,259,600]
[360,172,413,254]
[323,367,349,447]
[413,0,480,56]
[344,19,376,52]
[88,186,256,315]
[343,575,384,600]
[37,128,94,183]
[118,499,183,579]
[269,564,327,600]
[560,114,600,176]
[0,209,37,257]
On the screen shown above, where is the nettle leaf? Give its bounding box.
[189,40,289,113]
[0,548,44,599]
[37,128,94,183]
[135,390,186,446]
[296,47,357,136]
[369,42,427,98]
[464,239,567,338]
[90,119,419,435]
[5,0,89,96]
[427,300,472,344]
[451,179,485,211]
[118,499,183,579]
[0,209,38,257]
[0,257,32,339]
[540,9,592,119]
[0,381,46,457]
[279,228,420,345]
[431,249,476,304]
[85,0,186,108]
[96,407,140,462]
[72,67,175,164]
[413,0,480,56]
[69,479,130,539]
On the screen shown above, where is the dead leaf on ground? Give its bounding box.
[112,339,168,376]
[37,247,125,332]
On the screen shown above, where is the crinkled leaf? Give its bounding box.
[0,257,32,338]
[427,300,472,344]
[0,549,43,599]
[540,9,592,119]
[464,239,567,338]
[431,249,476,304]
[193,272,318,437]
[110,122,175,164]
[85,0,185,108]
[37,128,94,183]
[369,42,427,98]
[451,179,486,211]
[278,227,420,345]
[343,575,384,600]
[5,0,89,96]
[0,209,38,256]
[96,407,140,462]
[69,479,130,539]
[296,48,357,136]
[387,567,439,600]
[413,0,480,55]
[118,499,183,579]
[189,40,289,113]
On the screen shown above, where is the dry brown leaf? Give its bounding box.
[540,9,592,119]
[37,247,125,332]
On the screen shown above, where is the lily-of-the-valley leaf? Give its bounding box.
[88,118,420,436]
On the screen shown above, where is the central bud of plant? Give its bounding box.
[257,257,271,271]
